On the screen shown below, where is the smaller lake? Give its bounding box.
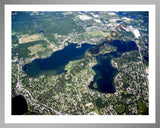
[89,40,138,93]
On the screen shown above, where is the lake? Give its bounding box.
[23,43,95,77]
[89,40,138,93]
[23,40,138,93]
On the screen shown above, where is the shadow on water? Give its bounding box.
[12,95,28,115]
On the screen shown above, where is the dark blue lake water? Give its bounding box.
[89,40,138,93]
[23,43,95,77]
[23,40,138,93]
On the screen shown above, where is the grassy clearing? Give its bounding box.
[87,31,107,38]
[19,34,42,44]
[28,44,45,55]
[137,101,148,115]
[114,104,125,114]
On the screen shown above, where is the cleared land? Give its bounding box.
[28,44,45,55]
[19,34,42,44]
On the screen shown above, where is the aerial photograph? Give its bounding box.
[11,11,149,115]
